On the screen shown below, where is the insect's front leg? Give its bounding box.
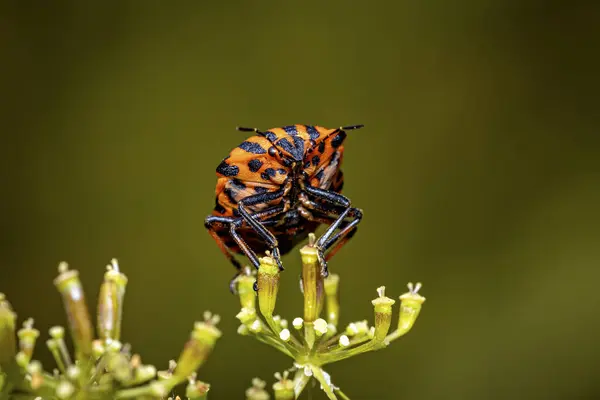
[237,189,287,271]
[302,185,358,276]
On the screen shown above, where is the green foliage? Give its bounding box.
[0,260,219,400]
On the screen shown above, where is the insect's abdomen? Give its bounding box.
[212,177,282,217]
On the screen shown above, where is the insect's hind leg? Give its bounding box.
[205,216,247,293]
[321,208,362,262]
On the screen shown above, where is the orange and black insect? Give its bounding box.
[205,124,364,291]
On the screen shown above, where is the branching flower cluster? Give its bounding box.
[0,259,220,400]
[0,233,426,399]
[236,233,426,400]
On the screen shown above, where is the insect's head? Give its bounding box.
[267,125,365,166]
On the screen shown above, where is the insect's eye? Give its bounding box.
[268,146,278,157]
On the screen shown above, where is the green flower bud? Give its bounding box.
[56,379,75,399]
[300,234,324,323]
[97,259,127,342]
[345,320,369,337]
[397,282,425,333]
[236,308,258,326]
[313,319,328,337]
[257,255,280,318]
[48,325,72,368]
[371,286,395,342]
[17,319,39,364]
[273,371,294,400]
[134,364,157,384]
[174,313,221,380]
[53,262,93,360]
[186,374,211,399]
[246,378,270,400]
[27,360,44,389]
[237,266,257,311]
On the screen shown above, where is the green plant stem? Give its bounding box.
[320,334,371,353]
[384,328,409,343]
[317,340,386,366]
[115,386,155,399]
[292,370,311,398]
[304,323,316,350]
[48,345,66,374]
[311,368,336,400]
[253,333,294,358]
[335,388,350,400]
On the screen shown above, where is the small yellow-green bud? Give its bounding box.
[368,326,375,339]
[186,377,210,399]
[237,308,257,325]
[107,352,133,383]
[273,371,294,400]
[17,319,39,363]
[250,319,263,333]
[158,360,177,380]
[106,338,122,352]
[135,364,157,383]
[65,365,81,381]
[279,329,291,342]
[292,318,303,330]
[246,377,270,400]
[300,234,324,323]
[237,266,257,311]
[49,326,65,340]
[56,380,75,399]
[0,295,17,368]
[371,286,396,341]
[238,324,250,335]
[345,320,369,336]
[339,335,350,347]
[97,259,127,342]
[27,360,44,389]
[53,262,93,360]
[324,274,340,327]
[92,340,105,359]
[15,351,28,367]
[257,255,280,318]
[174,315,221,380]
[314,318,328,336]
[398,282,425,332]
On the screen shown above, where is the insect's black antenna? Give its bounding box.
[236,126,266,134]
[339,124,364,131]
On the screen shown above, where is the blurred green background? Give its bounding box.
[2,1,599,399]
